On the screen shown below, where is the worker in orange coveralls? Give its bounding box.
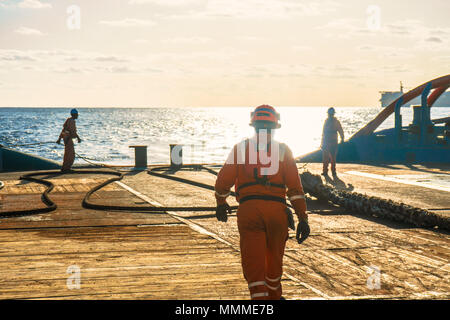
[321,107,344,178]
[57,109,82,173]
[214,105,310,300]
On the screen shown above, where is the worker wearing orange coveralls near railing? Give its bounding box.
[57,109,82,172]
[214,105,310,300]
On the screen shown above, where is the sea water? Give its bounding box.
[0,107,448,166]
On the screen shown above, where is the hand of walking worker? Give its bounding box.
[216,203,232,223]
[296,218,310,244]
[77,138,82,143]
[56,139,61,144]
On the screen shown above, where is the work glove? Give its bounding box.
[296,218,310,244]
[216,203,232,223]
[285,208,295,230]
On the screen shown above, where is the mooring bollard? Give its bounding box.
[170,144,183,168]
[129,145,148,169]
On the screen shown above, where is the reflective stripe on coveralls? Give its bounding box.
[266,275,281,282]
[215,191,230,198]
[248,281,268,299]
[248,279,283,292]
[264,281,280,291]
[289,195,305,201]
[248,281,266,288]
[251,292,269,299]
[265,276,282,291]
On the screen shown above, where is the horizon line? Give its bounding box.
[0,105,379,108]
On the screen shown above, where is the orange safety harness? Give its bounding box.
[236,139,287,205]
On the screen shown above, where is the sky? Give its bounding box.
[0,0,449,107]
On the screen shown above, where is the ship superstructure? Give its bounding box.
[380,81,450,108]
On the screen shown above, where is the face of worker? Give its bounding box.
[72,113,78,119]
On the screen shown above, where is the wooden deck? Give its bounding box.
[0,165,449,300]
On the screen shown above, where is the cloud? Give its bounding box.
[144,67,163,73]
[18,0,52,9]
[94,55,129,62]
[161,0,340,20]
[15,26,45,36]
[99,18,156,27]
[0,49,132,66]
[129,0,202,6]
[237,36,262,42]
[317,18,371,38]
[146,47,244,64]
[425,36,443,43]
[58,52,130,63]
[356,45,414,59]
[319,18,450,50]
[133,39,149,44]
[234,60,384,80]
[292,45,313,53]
[0,50,38,61]
[357,45,376,51]
[53,65,139,75]
[108,66,133,73]
[235,63,312,79]
[163,37,211,44]
[318,19,432,39]
[0,49,168,75]
[377,65,410,74]
[53,67,90,74]
[205,0,338,19]
[385,23,412,36]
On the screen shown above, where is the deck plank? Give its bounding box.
[0,166,449,300]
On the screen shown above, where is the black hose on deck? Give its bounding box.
[0,171,58,218]
[148,165,232,195]
[0,165,238,218]
[83,165,239,212]
[147,165,294,210]
[0,170,125,218]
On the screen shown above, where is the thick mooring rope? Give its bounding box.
[300,171,450,231]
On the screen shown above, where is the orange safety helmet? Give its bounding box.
[250,105,281,129]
